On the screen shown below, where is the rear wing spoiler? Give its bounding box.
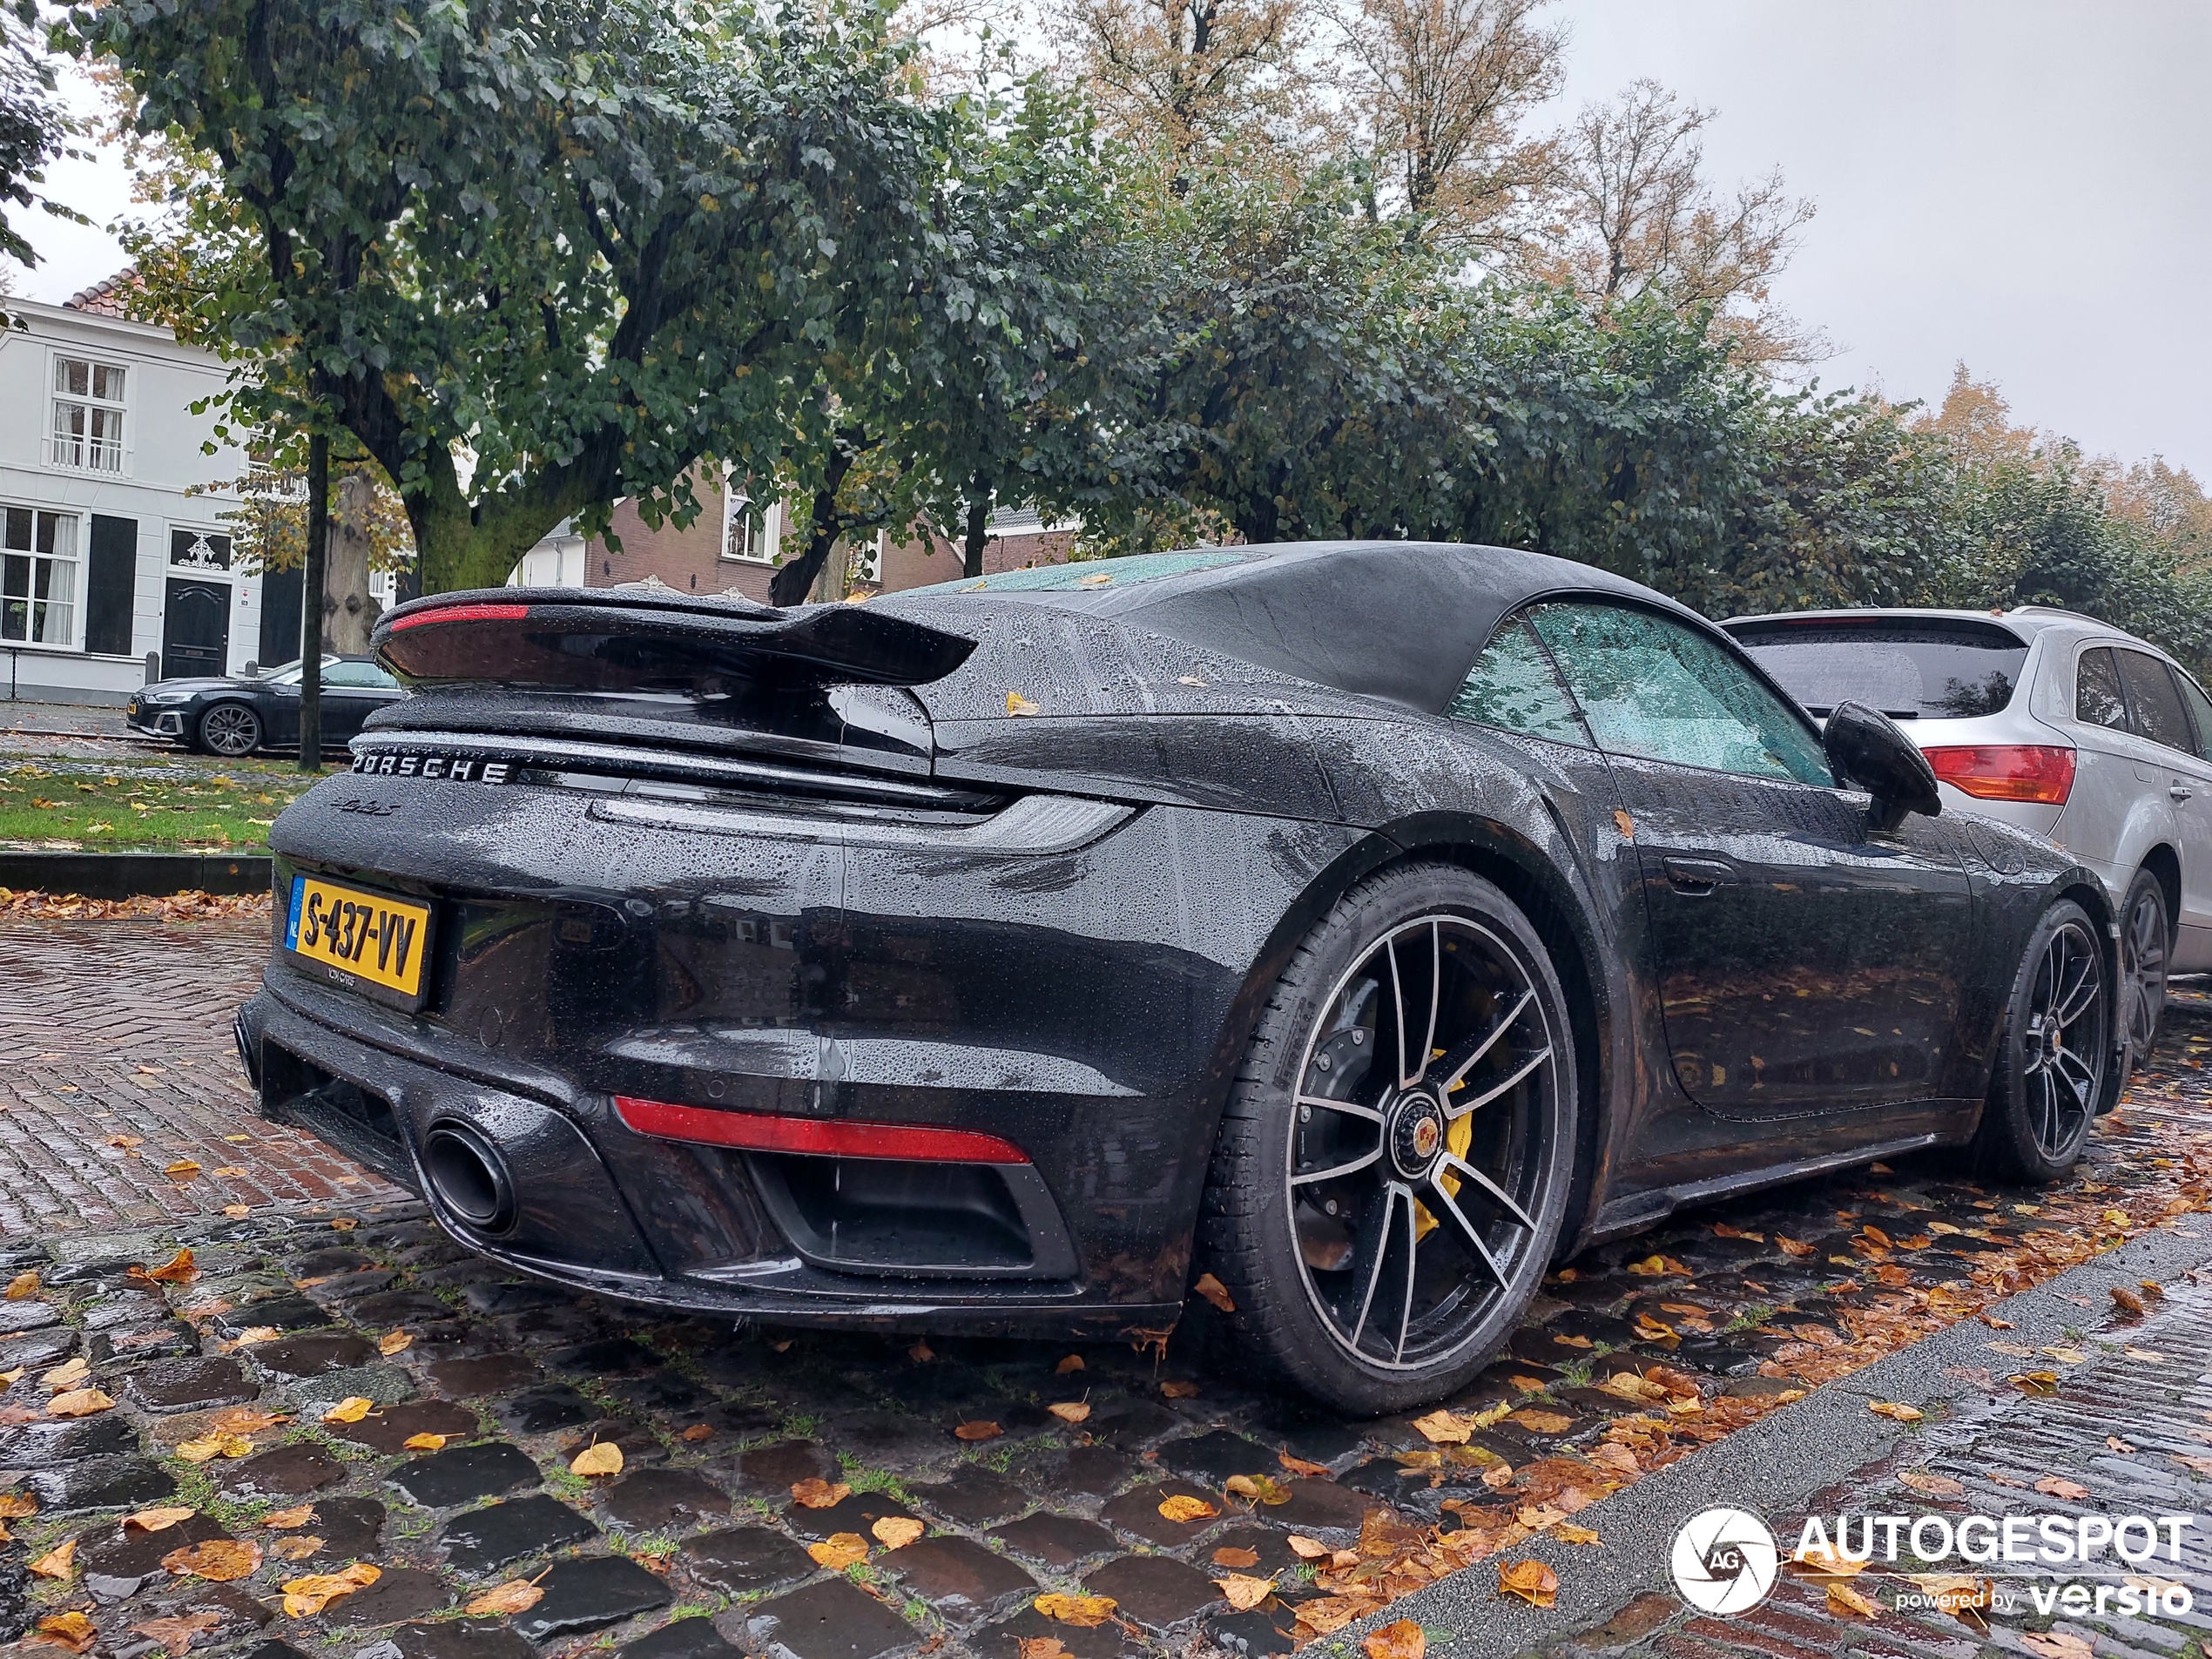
[373,588,977,694]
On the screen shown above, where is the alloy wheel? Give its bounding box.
[2020,918,2106,1160]
[1285,914,1557,1371]
[200,705,260,756]
[2120,882,2168,1062]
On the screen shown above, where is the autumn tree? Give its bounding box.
[1331,0,1562,247]
[1054,0,1312,167]
[1525,78,1817,366]
[0,0,82,299]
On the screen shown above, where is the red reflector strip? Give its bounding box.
[1924,744,2075,805]
[612,1097,1028,1164]
[388,603,531,631]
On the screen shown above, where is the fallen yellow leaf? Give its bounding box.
[320,1397,375,1424]
[1157,1494,1219,1523]
[3,1271,38,1299]
[1868,1400,1923,1422]
[270,1535,323,1561]
[570,1441,624,1477]
[464,1578,547,1615]
[1034,1592,1117,1627]
[48,1387,115,1418]
[1006,691,1041,715]
[1827,1581,1880,1618]
[29,1538,75,1580]
[1193,1271,1237,1312]
[954,1420,1002,1441]
[32,1611,94,1654]
[808,1532,868,1569]
[1224,1473,1291,1506]
[1554,1522,1601,1545]
[281,1561,380,1617]
[40,1357,88,1391]
[176,1431,252,1461]
[872,1515,925,1549]
[1365,1619,1427,1659]
[1160,1379,1200,1399]
[124,1505,197,1533]
[377,1330,412,1356]
[1499,1558,1559,1607]
[162,1537,263,1581]
[1286,1534,1330,1560]
[790,1478,851,1509]
[1055,1354,1085,1373]
[403,1433,448,1451]
[262,1505,317,1530]
[1047,1400,1091,1424]
[1216,1572,1275,1611]
[1412,1408,1474,1444]
[145,1248,199,1284]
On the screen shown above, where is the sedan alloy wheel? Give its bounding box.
[198,702,262,757]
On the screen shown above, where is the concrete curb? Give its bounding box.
[0,849,272,899]
[1321,1217,2212,1657]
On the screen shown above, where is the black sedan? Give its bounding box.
[237,543,2116,1413]
[126,655,406,757]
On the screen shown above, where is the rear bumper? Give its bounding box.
[239,973,1182,1336]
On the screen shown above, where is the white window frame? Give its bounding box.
[720,469,780,565]
[46,350,132,476]
[0,502,83,651]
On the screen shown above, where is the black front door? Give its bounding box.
[162,579,230,678]
[1527,599,1976,1118]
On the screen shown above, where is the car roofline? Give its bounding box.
[1716,606,2100,644]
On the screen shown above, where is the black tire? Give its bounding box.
[194,702,262,757]
[1197,863,1578,1414]
[2118,867,2169,1070]
[1971,899,2110,1183]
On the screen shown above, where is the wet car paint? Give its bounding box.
[238,542,2117,1346]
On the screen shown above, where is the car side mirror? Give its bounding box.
[1824,702,1941,833]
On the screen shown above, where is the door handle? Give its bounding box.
[1663,856,1736,895]
[2173,782,2195,802]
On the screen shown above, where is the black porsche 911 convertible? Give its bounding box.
[238,542,2120,1413]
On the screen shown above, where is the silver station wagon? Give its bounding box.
[1724,606,2212,1073]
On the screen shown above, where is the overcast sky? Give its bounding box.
[24,1,2211,476]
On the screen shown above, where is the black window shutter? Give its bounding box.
[85,515,138,656]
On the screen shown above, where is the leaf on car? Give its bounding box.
[1867,1400,1922,1422]
[164,1538,263,1581]
[872,1516,925,1549]
[570,1442,624,1477]
[28,1538,75,1579]
[1034,1592,1116,1627]
[320,1398,375,1424]
[954,1420,1003,1441]
[1216,1571,1275,1610]
[280,1561,380,1617]
[48,1387,115,1419]
[1193,1272,1237,1312]
[126,1611,223,1656]
[1497,1559,1559,1607]
[1047,1401,1091,1424]
[124,1505,198,1534]
[1826,1581,1880,1618]
[807,1533,868,1569]
[1157,1494,1219,1523]
[464,1578,546,1615]
[1005,691,1040,715]
[790,1478,851,1509]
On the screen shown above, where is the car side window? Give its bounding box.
[323,661,395,689]
[2173,668,2212,759]
[2075,647,2128,730]
[2116,650,2193,754]
[1449,618,1592,748]
[1526,602,1833,786]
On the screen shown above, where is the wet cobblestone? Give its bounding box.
[0,934,2208,1654]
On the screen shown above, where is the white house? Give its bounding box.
[0,273,293,705]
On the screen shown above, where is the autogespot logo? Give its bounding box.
[1671,1507,1782,1615]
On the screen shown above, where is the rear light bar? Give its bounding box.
[1923,744,2075,805]
[612,1097,1029,1164]
[387,603,531,631]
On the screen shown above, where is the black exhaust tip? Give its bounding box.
[421,1122,516,1234]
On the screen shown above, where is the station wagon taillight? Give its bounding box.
[1923,744,2075,805]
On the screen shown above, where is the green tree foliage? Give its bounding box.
[77,0,960,594]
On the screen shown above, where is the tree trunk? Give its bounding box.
[961,479,992,580]
[323,470,381,653]
[299,431,329,773]
[768,450,857,607]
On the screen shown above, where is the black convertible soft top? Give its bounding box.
[880,541,1683,715]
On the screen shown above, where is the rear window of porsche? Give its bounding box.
[1729,618,2029,719]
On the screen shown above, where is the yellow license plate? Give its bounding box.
[285,875,435,1008]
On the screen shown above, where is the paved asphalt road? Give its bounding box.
[0,917,2205,1657]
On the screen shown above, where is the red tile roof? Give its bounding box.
[62,268,143,318]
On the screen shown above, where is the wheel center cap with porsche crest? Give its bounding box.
[1387,1091,1447,1178]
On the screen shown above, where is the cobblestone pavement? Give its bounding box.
[0,922,411,1232]
[0,923,2204,1657]
[1541,1272,2212,1659]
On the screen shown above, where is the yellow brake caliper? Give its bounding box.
[1412,1064,1474,1241]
